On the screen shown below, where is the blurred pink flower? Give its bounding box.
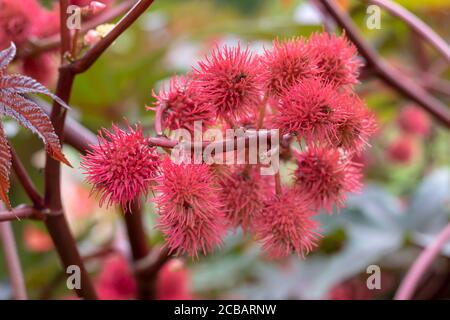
[23,225,53,253]
[96,255,136,300]
[398,105,431,137]
[20,53,58,87]
[387,135,417,164]
[156,259,193,300]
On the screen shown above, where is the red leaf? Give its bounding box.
[0,43,16,71]
[0,123,11,209]
[0,92,72,167]
[0,74,71,110]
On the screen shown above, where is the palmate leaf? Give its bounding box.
[0,123,12,209]
[0,43,16,71]
[0,92,71,166]
[0,42,72,208]
[0,74,71,110]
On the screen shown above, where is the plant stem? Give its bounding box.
[10,148,44,209]
[395,223,450,300]
[70,0,155,74]
[368,0,450,64]
[18,0,137,59]
[0,206,41,222]
[0,218,27,300]
[320,0,450,128]
[274,173,282,195]
[42,0,97,300]
[44,213,97,299]
[123,200,154,299]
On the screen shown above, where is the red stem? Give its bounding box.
[10,148,44,209]
[154,103,165,136]
[368,0,450,64]
[395,223,450,300]
[69,0,155,74]
[0,219,27,300]
[123,200,156,299]
[274,173,282,195]
[42,0,98,300]
[0,206,42,222]
[319,0,450,128]
[17,0,136,59]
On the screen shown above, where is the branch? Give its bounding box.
[368,0,450,64]
[10,148,44,209]
[69,0,155,74]
[135,246,172,278]
[0,218,27,299]
[122,200,154,299]
[42,0,97,300]
[0,206,42,223]
[319,0,450,128]
[18,0,137,59]
[395,223,450,300]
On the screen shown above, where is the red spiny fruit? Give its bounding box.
[80,123,161,209]
[219,166,271,232]
[156,259,193,300]
[0,0,40,48]
[387,135,417,164]
[398,105,431,137]
[294,147,362,213]
[155,158,226,257]
[272,78,340,143]
[261,37,318,97]
[255,189,321,258]
[328,278,373,300]
[96,255,136,300]
[308,33,361,87]
[20,53,57,87]
[194,44,261,122]
[150,75,215,133]
[332,92,377,153]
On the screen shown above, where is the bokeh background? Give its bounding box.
[2,0,450,299]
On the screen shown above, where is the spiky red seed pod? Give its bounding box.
[255,189,321,258]
[156,259,193,300]
[332,92,378,153]
[96,255,136,300]
[387,135,417,164]
[294,147,362,213]
[397,105,431,137]
[155,158,226,257]
[80,123,160,209]
[272,78,340,143]
[308,33,361,87]
[150,75,215,133]
[0,0,40,48]
[219,166,271,232]
[20,53,57,87]
[194,44,261,122]
[260,37,318,97]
